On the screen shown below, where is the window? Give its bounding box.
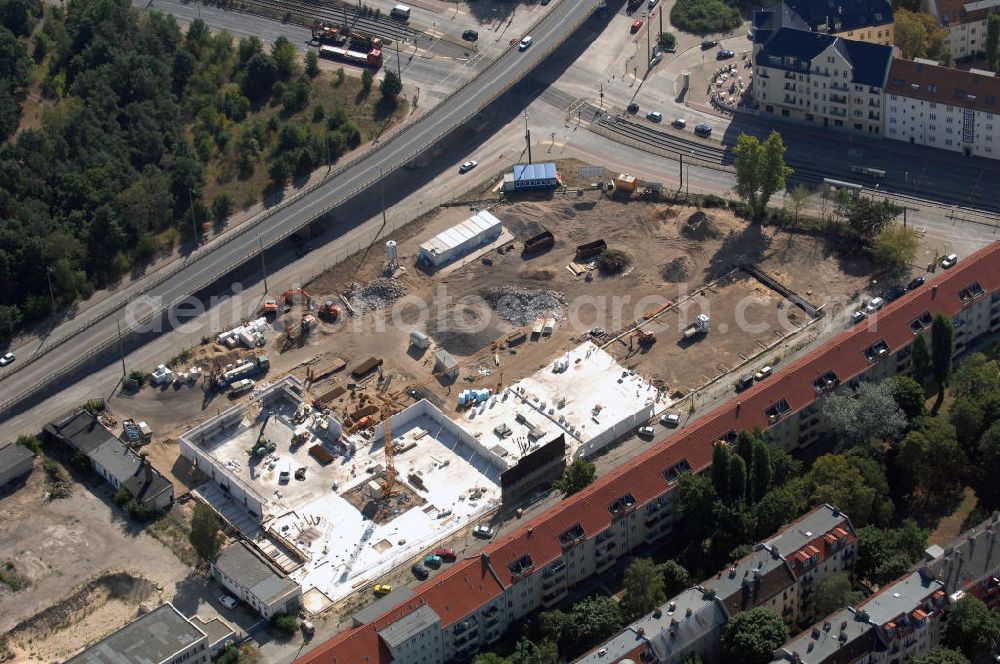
[946,139,953,145]
[930,113,936,120]
[928,84,939,93]
[987,124,994,131]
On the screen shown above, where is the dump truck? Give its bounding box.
[575,239,607,261]
[681,314,710,340]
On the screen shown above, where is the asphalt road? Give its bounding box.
[0,0,600,421]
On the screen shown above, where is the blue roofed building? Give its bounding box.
[503,163,559,192]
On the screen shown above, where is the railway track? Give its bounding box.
[597,115,732,165]
[221,0,421,43]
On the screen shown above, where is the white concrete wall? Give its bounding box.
[887,94,1000,159]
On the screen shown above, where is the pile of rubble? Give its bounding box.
[344,278,407,314]
[481,286,565,326]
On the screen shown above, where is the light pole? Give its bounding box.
[188,188,201,245]
[115,316,126,379]
[259,235,268,292]
[523,111,532,164]
[46,266,55,312]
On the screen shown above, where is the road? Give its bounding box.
[0,0,601,422]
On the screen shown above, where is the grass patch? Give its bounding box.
[670,0,742,35]
[147,511,199,567]
[0,562,29,592]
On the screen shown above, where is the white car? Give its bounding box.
[637,426,656,438]
[219,595,237,610]
[0,352,14,367]
[519,35,533,50]
[754,365,773,381]
[865,297,885,313]
[660,413,681,427]
[459,160,478,174]
[671,118,686,129]
[474,525,495,538]
[646,111,662,122]
[941,253,958,269]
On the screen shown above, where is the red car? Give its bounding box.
[631,19,643,33]
[435,547,457,561]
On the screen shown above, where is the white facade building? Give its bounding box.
[886,58,1000,160]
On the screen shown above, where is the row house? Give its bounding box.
[785,0,894,44]
[573,505,857,664]
[923,0,1000,59]
[886,57,1000,160]
[751,26,892,136]
[298,243,1000,664]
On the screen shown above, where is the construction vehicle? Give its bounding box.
[682,314,711,340]
[260,298,279,317]
[319,299,342,321]
[214,355,270,389]
[283,288,312,306]
[319,43,383,69]
[632,329,656,346]
[312,22,344,44]
[575,239,607,261]
[230,378,255,396]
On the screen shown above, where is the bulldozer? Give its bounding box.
[319,299,342,321]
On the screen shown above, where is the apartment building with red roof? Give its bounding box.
[923,0,1000,58]
[298,243,1000,664]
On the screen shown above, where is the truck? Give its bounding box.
[230,378,255,396]
[319,44,383,68]
[681,314,710,340]
[216,355,270,389]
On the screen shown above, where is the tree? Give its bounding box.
[622,558,665,621]
[237,35,264,66]
[565,596,623,656]
[190,503,222,562]
[657,31,676,50]
[271,613,299,635]
[361,67,374,92]
[932,313,955,405]
[721,608,789,664]
[952,353,1000,403]
[894,9,947,59]
[846,197,903,240]
[911,647,970,664]
[679,472,719,539]
[820,381,907,450]
[891,375,925,421]
[509,638,560,664]
[305,48,320,77]
[753,479,808,538]
[271,35,297,79]
[711,442,731,502]
[553,459,596,496]
[856,519,928,584]
[944,595,1000,661]
[806,573,860,620]
[873,225,919,270]
[809,454,893,527]
[750,439,772,503]
[472,654,510,664]
[380,69,402,101]
[987,14,1000,71]
[242,52,278,101]
[912,331,932,385]
[0,0,38,36]
[657,560,691,596]
[974,421,1000,508]
[950,398,984,456]
[732,131,793,218]
[728,454,747,506]
[787,184,812,224]
[211,193,233,224]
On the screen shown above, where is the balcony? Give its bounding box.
[830,82,849,92]
[544,561,566,577]
[813,371,839,395]
[559,524,585,550]
[608,492,636,517]
[829,94,847,104]
[542,587,567,607]
[960,282,985,304]
[784,83,797,91]
[508,554,534,579]
[830,108,847,118]
[765,399,792,424]
[784,96,797,104]
[863,339,891,363]
[664,459,691,484]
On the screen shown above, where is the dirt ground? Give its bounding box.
[0,465,191,662]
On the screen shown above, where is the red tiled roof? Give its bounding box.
[931,0,994,26]
[298,242,1000,664]
[297,598,427,664]
[888,58,1000,115]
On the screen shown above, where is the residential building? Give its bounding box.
[752,27,892,135]
[43,410,174,510]
[297,243,1000,664]
[771,571,947,664]
[0,441,34,488]
[886,57,1000,160]
[785,0,894,44]
[574,505,857,664]
[923,0,1000,59]
[212,542,302,619]
[922,511,1000,607]
[65,603,210,664]
[188,615,239,656]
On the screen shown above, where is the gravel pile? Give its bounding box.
[481,285,565,326]
[345,278,407,314]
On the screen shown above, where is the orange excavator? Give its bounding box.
[318,299,342,321]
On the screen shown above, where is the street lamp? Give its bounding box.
[188,188,201,245]
[259,235,268,293]
[46,266,55,312]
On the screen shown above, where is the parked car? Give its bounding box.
[411,564,429,579]
[374,583,392,595]
[646,110,662,122]
[474,525,495,538]
[637,426,656,438]
[754,365,773,381]
[436,547,457,561]
[885,287,906,302]
[671,118,687,128]
[424,554,443,568]
[941,253,958,268]
[717,49,735,59]
[694,123,712,137]
[631,19,643,32]
[459,160,478,173]
[219,595,237,610]
[519,35,533,50]
[700,39,718,49]
[660,413,681,427]
[907,276,926,290]
[648,0,659,7]
[852,310,868,325]
[301,620,315,637]
[0,352,14,367]
[627,102,640,113]
[462,29,479,41]
[735,374,754,391]
[865,297,885,313]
